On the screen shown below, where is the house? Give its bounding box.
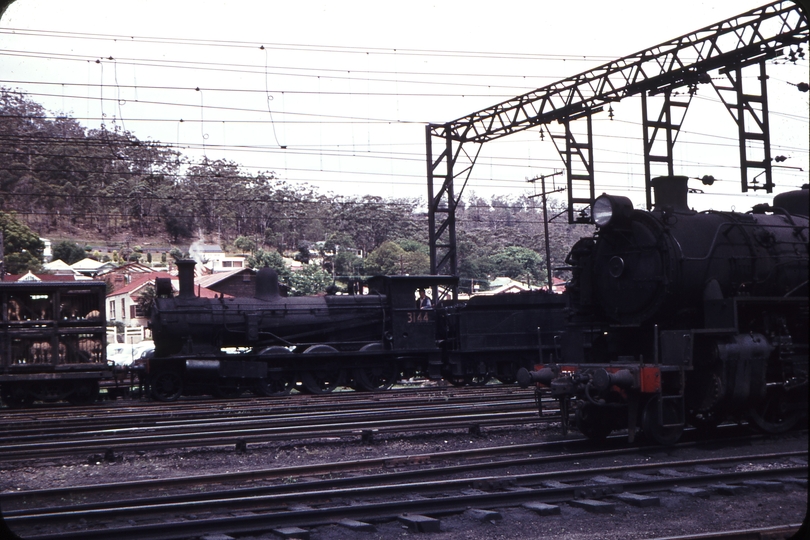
[477,276,566,295]
[70,257,116,278]
[195,267,256,297]
[106,271,173,328]
[188,243,247,273]
[40,238,52,262]
[42,259,85,278]
[1,271,81,282]
[98,262,156,293]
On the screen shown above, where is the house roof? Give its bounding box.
[71,257,106,270]
[190,243,224,253]
[43,259,75,271]
[196,267,254,288]
[108,271,174,297]
[97,262,154,276]
[3,271,80,282]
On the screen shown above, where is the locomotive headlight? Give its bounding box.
[592,194,634,228]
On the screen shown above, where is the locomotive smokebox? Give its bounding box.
[176,260,197,298]
[651,175,690,212]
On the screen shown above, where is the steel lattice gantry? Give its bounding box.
[426,0,808,278]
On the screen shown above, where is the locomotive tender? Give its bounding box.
[518,176,808,444]
[141,261,566,401]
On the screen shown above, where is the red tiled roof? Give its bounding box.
[109,271,174,296]
[2,273,79,282]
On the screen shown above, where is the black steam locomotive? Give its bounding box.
[140,261,566,401]
[518,176,808,444]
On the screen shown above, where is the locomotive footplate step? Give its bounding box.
[338,519,377,532]
[272,526,310,539]
[613,492,661,507]
[522,501,561,516]
[568,499,616,513]
[398,514,441,533]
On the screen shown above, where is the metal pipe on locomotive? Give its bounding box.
[518,176,808,444]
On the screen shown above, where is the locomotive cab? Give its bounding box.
[366,275,457,378]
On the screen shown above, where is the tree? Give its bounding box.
[285,265,332,296]
[0,211,44,275]
[137,285,156,317]
[364,241,429,276]
[246,248,289,278]
[489,246,544,283]
[333,249,363,276]
[234,235,256,254]
[52,240,86,265]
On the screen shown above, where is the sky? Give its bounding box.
[0,0,807,213]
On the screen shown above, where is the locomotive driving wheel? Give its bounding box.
[300,345,346,394]
[352,343,397,392]
[748,385,800,434]
[151,370,183,402]
[253,346,295,396]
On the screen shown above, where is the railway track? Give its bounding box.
[0,385,549,461]
[3,436,806,540]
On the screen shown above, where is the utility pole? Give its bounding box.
[527,171,564,291]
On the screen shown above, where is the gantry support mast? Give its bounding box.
[426,1,808,277]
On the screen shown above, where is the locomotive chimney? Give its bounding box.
[176,259,197,298]
[651,175,690,213]
[255,267,280,300]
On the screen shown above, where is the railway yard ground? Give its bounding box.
[0,384,807,540]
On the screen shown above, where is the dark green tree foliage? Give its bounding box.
[246,248,289,277]
[0,88,585,287]
[286,264,333,296]
[364,240,430,276]
[489,246,544,283]
[0,88,181,237]
[455,193,583,283]
[233,235,256,253]
[0,211,44,274]
[137,284,156,317]
[51,240,86,264]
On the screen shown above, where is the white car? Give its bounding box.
[107,341,155,367]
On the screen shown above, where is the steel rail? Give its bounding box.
[6,451,806,540]
[0,408,544,461]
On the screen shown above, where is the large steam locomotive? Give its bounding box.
[518,176,808,444]
[140,261,566,401]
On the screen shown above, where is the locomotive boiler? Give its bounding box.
[519,176,808,444]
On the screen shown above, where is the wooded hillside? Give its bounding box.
[0,87,585,282]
